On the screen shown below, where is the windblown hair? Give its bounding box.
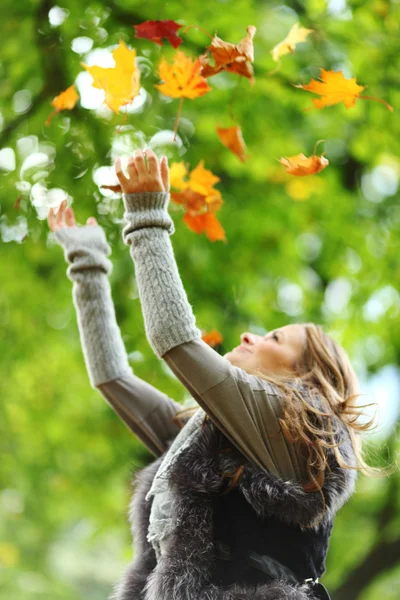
[173,323,390,500]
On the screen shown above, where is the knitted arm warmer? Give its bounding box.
[53,225,133,387]
[121,191,202,359]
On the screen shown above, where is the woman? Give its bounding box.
[48,149,376,600]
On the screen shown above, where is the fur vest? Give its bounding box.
[111,409,357,600]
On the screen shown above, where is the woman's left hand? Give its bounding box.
[115,149,170,195]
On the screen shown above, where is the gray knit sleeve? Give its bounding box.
[121,191,202,359]
[53,225,133,387]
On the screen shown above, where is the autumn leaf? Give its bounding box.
[201,329,223,347]
[155,50,212,99]
[170,160,225,241]
[171,160,223,210]
[155,50,212,140]
[293,68,393,112]
[81,40,140,114]
[183,212,226,242]
[46,84,79,126]
[171,189,205,212]
[278,153,329,176]
[216,125,249,162]
[199,25,256,85]
[188,160,221,194]
[271,23,313,62]
[169,161,189,190]
[134,19,183,48]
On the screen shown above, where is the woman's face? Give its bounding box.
[224,324,307,377]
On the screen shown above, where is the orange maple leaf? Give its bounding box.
[216,125,249,162]
[170,160,219,196]
[199,25,256,85]
[169,160,225,241]
[201,329,223,347]
[183,212,226,242]
[46,84,79,126]
[155,50,212,140]
[278,153,329,176]
[81,40,141,114]
[188,160,221,193]
[155,50,212,99]
[293,68,393,112]
[171,189,207,212]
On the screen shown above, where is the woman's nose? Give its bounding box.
[240,332,257,346]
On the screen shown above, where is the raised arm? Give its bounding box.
[117,150,308,482]
[50,211,185,456]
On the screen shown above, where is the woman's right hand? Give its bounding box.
[48,199,98,231]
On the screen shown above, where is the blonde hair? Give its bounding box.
[173,323,395,501]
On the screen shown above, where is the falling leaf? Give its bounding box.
[155,50,212,99]
[155,51,212,140]
[46,84,79,126]
[216,125,249,162]
[199,25,256,84]
[169,161,190,189]
[278,153,329,176]
[183,211,226,242]
[202,329,223,347]
[171,189,206,212]
[100,184,122,192]
[134,19,183,48]
[81,40,141,114]
[188,160,220,193]
[170,160,225,240]
[293,68,393,112]
[271,23,313,62]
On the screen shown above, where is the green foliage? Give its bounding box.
[0,1,399,598]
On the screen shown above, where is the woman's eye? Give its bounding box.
[273,333,279,342]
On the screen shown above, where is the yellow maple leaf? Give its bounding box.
[155,51,212,141]
[169,161,189,189]
[188,160,221,195]
[155,50,212,99]
[293,68,367,109]
[81,40,140,114]
[271,23,314,62]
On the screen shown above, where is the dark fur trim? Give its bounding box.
[239,433,357,529]
[112,402,356,599]
[110,454,165,600]
[196,579,320,599]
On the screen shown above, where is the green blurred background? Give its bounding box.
[1,0,399,598]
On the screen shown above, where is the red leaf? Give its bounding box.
[134,20,183,48]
